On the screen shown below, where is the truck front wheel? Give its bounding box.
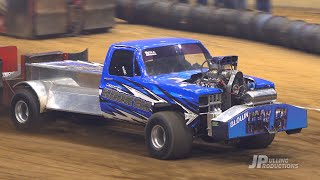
[235,133,275,149]
[145,111,193,160]
[10,89,42,131]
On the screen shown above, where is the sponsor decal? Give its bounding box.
[230,107,288,133]
[106,83,123,92]
[145,51,157,56]
[274,108,287,130]
[102,80,198,125]
[230,109,272,129]
[230,112,248,128]
[101,88,152,112]
[249,155,298,169]
[246,109,272,133]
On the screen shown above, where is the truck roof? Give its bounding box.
[113,37,201,50]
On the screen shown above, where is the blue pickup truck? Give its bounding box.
[1,38,307,159]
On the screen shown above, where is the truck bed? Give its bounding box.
[26,60,103,88]
[29,60,103,74]
[25,60,104,116]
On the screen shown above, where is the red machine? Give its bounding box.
[0,46,17,73]
[0,46,88,105]
[0,46,19,106]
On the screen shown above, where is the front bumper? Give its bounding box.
[207,103,307,140]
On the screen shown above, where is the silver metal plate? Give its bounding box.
[46,85,102,116]
[20,60,104,116]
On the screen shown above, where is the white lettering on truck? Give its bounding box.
[230,112,249,128]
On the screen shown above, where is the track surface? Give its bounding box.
[0,5,320,180]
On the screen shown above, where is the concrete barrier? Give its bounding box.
[4,0,115,38]
[34,0,68,36]
[0,0,6,15]
[0,16,4,33]
[82,0,115,31]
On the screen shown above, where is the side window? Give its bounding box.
[109,50,134,77]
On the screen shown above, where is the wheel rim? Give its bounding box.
[151,125,166,150]
[15,100,29,123]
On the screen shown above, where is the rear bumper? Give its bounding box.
[207,103,307,140]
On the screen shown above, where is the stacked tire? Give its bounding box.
[116,0,320,54]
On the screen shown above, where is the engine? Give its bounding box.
[186,56,277,111]
[187,69,247,110]
[185,56,248,110]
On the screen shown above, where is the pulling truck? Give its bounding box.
[0,38,307,159]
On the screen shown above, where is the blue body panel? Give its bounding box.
[245,75,275,89]
[224,104,307,139]
[100,38,216,125]
[98,37,307,138]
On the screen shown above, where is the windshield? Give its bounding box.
[142,43,210,76]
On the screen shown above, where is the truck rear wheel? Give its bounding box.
[235,133,275,149]
[145,111,193,160]
[10,89,42,131]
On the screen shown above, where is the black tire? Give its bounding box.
[10,89,42,131]
[145,111,193,160]
[235,133,275,149]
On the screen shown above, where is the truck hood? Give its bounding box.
[148,70,275,94]
[148,70,222,98]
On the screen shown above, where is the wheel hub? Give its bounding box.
[151,125,166,150]
[15,100,29,123]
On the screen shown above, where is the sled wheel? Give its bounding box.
[10,89,42,131]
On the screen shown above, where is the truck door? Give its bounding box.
[99,47,150,124]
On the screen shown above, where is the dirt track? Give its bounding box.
[0,5,320,180]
